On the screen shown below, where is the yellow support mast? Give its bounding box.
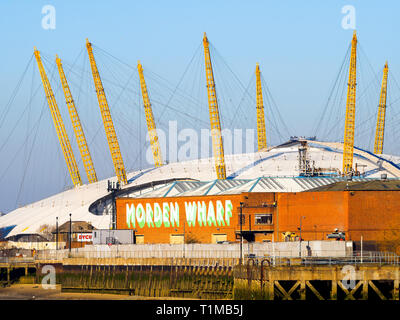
[34,48,82,187]
[137,61,163,167]
[56,55,98,183]
[255,63,267,151]
[203,33,226,180]
[86,39,127,185]
[373,62,389,155]
[342,31,357,175]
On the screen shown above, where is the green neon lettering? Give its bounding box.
[154,203,162,228]
[216,200,225,226]
[207,201,217,226]
[146,203,154,228]
[136,203,145,228]
[225,200,233,226]
[185,201,197,227]
[126,204,135,228]
[162,202,171,227]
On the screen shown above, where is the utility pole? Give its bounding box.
[69,213,72,253]
[56,217,58,251]
[183,221,186,259]
[299,216,305,258]
[239,202,244,265]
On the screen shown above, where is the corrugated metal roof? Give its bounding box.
[307,179,400,191]
[130,176,392,198]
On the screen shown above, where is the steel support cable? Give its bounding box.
[92,43,209,131]
[357,43,383,149]
[313,45,350,137]
[14,98,47,208]
[0,81,43,155]
[257,76,283,141]
[258,75,287,141]
[209,44,253,130]
[126,55,204,173]
[209,44,257,120]
[93,43,203,107]
[229,72,255,129]
[136,64,204,129]
[321,50,350,141]
[355,53,378,149]
[0,95,47,185]
[142,74,210,127]
[261,76,291,139]
[262,83,284,141]
[325,45,352,141]
[319,45,351,140]
[212,44,291,141]
[0,55,34,129]
[213,53,252,131]
[158,43,203,122]
[24,59,36,165]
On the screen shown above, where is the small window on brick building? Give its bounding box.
[255,214,272,225]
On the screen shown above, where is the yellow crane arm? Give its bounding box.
[85,39,127,185]
[342,31,357,175]
[137,62,163,167]
[56,55,98,183]
[255,63,267,151]
[34,48,82,187]
[202,33,226,180]
[373,62,389,155]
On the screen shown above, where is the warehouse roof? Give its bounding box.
[131,176,374,198]
[307,179,400,192]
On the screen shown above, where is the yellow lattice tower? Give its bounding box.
[86,39,127,185]
[373,62,389,154]
[202,33,226,179]
[56,55,98,183]
[137,61,163,167]
[34,48,82,187]
[255,63,267,151]
[342,31,357,175]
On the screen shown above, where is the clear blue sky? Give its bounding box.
[1,0,399,129]
[0,0,399,213]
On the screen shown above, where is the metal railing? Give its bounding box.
[245,251,400,266]
[0,257,35,264]
[34,248,354,261]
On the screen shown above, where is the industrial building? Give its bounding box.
[115,177,400,253]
